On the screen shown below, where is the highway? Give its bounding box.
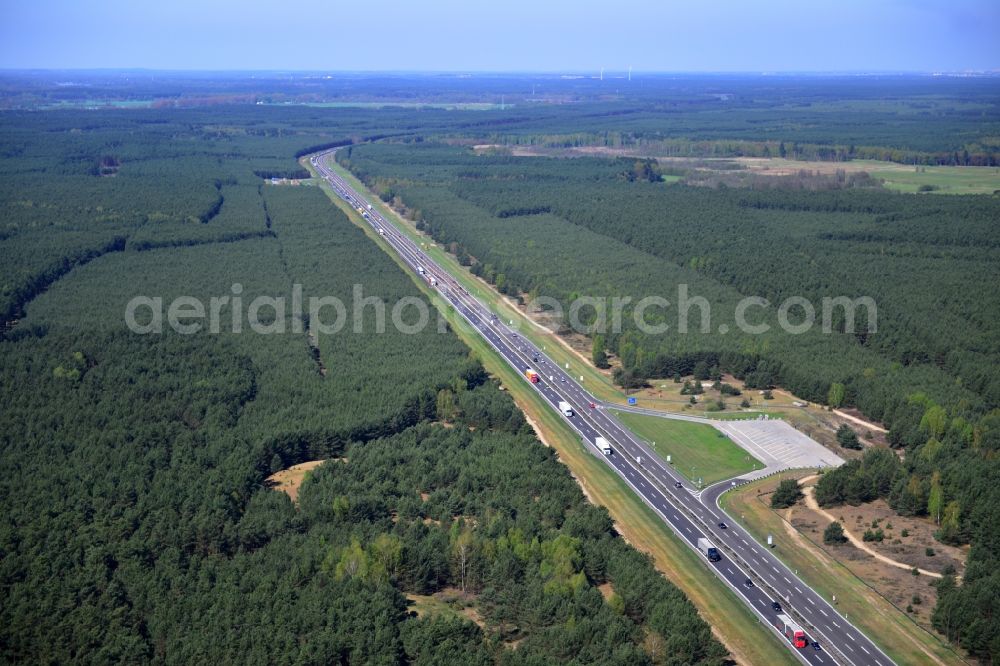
[310,149,894,666]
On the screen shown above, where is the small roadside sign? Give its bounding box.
[628,397,637,405]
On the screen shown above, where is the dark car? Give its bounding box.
[812,642,821,651]
[718,522,727,529]
[771,601,782,613]
[674,481,682,488]
[744,578,754,588]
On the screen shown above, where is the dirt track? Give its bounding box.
[801,481,942,578]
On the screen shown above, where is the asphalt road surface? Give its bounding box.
[311,150,895,666]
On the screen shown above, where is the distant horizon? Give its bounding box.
[3,68,999,76]
[2,0,997,72]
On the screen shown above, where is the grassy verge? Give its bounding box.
[613,410,762,486]
[719,473,966,666]
[305,154,798,666]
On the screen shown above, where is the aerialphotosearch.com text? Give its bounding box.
[125,283,876,338]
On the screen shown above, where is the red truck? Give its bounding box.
[775,614,807,648]
[524,369,540,383]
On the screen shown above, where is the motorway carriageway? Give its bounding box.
[311,150,894,666]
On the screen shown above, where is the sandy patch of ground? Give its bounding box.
[802,486,944,578]
[522,413,551,449]
[833,408,888,433]
[784,476,966,632]
[751,474,954,635]
[266,459,328,503]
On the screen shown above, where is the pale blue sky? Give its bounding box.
[1,0,997,71]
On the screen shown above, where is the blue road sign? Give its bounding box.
[628,397,637,405]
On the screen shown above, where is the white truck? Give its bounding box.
[697,537,721,562]
[558,400,574,417]
[595,436,612,456]
[417,266,425,275]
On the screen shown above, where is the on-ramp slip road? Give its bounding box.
[310,150,894,666]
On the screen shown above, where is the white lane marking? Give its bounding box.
[794,586,803,594]
[846,644,855,652]
[832,621,840,628]
[783,576,792,584]
[860,646,870,655]
[726,567,734,575]
[819,609,828,617]
[807,598,815,605]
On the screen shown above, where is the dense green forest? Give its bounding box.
[339,143,1000,412]
[2,76,999,662]
[0,109,725,663]
[338,140,1000,661]
[4,71,999,164]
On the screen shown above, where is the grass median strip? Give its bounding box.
[614,410,763,486]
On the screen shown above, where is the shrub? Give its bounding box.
[824,521,848,544]
[772,479,804,509]
[836,424,861,449]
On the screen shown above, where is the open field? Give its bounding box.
[311,155,799,666]
[613,410,762,485]
[720,472,966,666]
[490,144,1000,195]
[730,157,1000,195]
